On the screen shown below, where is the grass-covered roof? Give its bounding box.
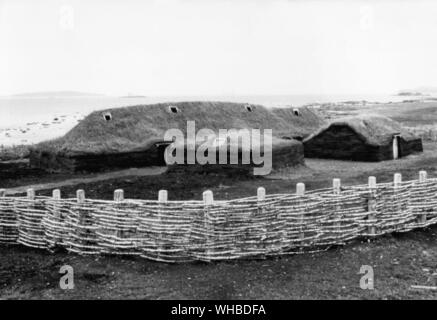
[34,101,324,155]
[304,114,420,146]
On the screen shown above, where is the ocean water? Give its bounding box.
[0,93,425,146]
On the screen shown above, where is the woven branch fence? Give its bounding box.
[1,170,437,263]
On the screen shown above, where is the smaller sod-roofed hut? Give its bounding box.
[303,115,423,161]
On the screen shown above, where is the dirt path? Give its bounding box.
[4,166,167,195]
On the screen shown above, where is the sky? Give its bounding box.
[0,0,437,96]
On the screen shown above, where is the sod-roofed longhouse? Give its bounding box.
[303,115,423,161]
[30,102,324,173]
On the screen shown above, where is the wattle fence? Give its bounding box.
[1,170,437,263]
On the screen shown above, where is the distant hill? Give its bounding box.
[414,86,437,95]
[120,94,148,98]
[9,91,106,98]
[396,91,424,96]
[396,86,437,96]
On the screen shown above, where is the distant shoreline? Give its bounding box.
[4,91,107,98]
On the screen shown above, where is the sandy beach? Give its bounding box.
[0,112,84,146]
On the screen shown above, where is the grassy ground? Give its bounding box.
[1,101,437,299]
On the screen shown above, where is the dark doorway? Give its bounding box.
[155,142,173,165]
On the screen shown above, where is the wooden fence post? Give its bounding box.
[203,190,214,261]
[27,188,35,200]
[74,189,86,253]
[114,189,124,202]
[27,188,35,230]
[418,170,428,224]
[394,173,402,188]
[257,187,267,251]
[0,188,7,242]
[296,183,305,196]
[51,189,62,246]
[333,179,341,239]
[22,188,36,247]
[296,183,305,243]
[158,190,168,202]
[257,187,266,201]
[368,176,377,235]
[333,179,341,195]
[77,189,85,204]
[52,189,61,218]
[52,189,61,198]
[394,173,402,202]
[76,189,85,229]
[114,189,124,238]
[419,170,428,182]
[157,189,167,260]
[393,173,402,231]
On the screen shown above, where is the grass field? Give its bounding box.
[1,101,437,299]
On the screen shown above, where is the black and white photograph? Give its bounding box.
[1,0,437,307]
